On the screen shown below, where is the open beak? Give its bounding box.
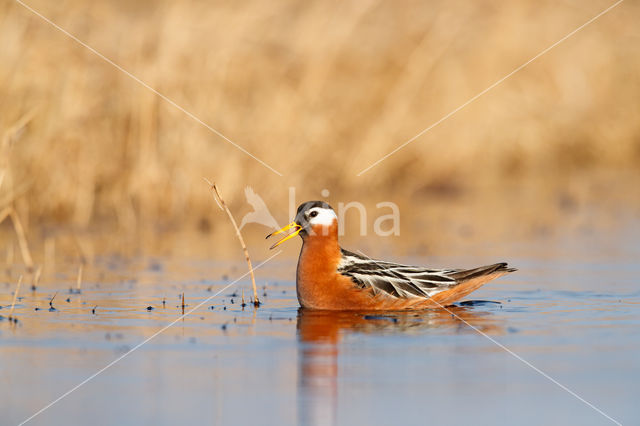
[266,222,302,249]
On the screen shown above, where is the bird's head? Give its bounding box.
[266,201,337,249]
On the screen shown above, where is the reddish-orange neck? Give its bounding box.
[296,221,342,308]
[301,222,340,259]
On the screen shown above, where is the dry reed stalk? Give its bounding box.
[0,181,31,210]
[69,234,88,293]
[6,241,14,265]
[181,292,185,315]
[2,1,640,232]
[0,207,10,226]
[71,234,89,264]
[0,207,34,271]
[76,264,83,292]
[31,265,42,291]
[1,208,11,266]
[10,209,32,270]
[204,179,259,307]
[8,275,23,320]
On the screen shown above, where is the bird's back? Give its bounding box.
[331,249,515,310]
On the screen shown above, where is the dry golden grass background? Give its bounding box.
[1,0,640,258]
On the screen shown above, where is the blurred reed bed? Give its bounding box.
[1,0,639,246]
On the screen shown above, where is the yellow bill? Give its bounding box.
[266,222,302,249]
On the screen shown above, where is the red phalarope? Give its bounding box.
[267,201,515,310]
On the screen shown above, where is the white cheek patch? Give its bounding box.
[309,208,337,226]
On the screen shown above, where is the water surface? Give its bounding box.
[1,228,639,425]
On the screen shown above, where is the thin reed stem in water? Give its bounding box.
[8,275,23,320]
[204,179,259,307]
[76,264,83,292]
[32,265,42,291]
[0,207,33,271]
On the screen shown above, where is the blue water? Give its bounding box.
[1,230,639,426]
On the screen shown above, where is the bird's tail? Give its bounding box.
[426,263,515,307]
[450,262,517,283]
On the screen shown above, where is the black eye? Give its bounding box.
[309,211,318,218]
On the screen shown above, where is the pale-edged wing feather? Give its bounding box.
[337,248,514,300]
[337,249,459,299]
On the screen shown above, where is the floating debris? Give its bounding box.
[146,306,154,311]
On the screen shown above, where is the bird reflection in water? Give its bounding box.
[296,305,503,425]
